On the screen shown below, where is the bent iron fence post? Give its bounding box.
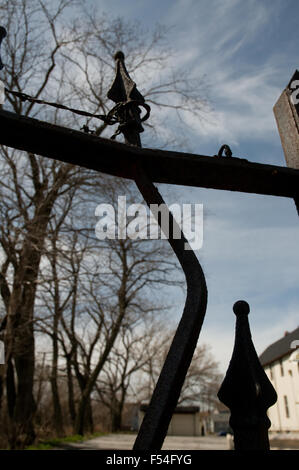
[218,301,277,450]
[106,51,208,450]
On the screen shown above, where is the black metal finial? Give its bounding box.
[0,26,7,70]
[233,300,250,315]
[114,50,125,61]
[108,50,144,105]
[217,300,277,450]
[106,50,150,147]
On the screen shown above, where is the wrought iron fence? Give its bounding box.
[1,26,297,451]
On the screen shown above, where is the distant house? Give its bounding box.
[259,327,299,433]
[198,411,212,435]
[122,403,140,432]
[208,402,231,435]
[139,405,201,436]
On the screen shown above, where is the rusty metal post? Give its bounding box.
[217,301,277,450]
[273,71,299,215]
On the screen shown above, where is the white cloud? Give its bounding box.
[158,185,299,372]
[84,0,286,146]
[161,0,285,143]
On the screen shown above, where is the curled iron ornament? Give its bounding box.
[106,100,151,140]
[217,144,233,158]
[105,100,151,125]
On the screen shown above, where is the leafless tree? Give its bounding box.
[136,329,221,410]
[0,0,209,447]
[95,316,169,432]
[0,0,87,448]
[61,178,179,435]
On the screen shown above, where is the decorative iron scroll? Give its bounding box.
[218,301,277,450]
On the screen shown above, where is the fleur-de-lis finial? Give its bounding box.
[0,27,7,70]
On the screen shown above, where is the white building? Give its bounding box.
[259,327,299,433]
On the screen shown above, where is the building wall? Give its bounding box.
[138,411,200,437]
[167,413,199,436]
[264,352,299,432]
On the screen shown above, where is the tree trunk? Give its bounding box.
[5,192,59,448]
[51,307,64,436]
[75,392,89,436]
[111,405,122,432]
[50,376,64,437]
[85,397,94,434]
[74,290,127,435]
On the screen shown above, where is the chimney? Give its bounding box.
[284,331,289,337]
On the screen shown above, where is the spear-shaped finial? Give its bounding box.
[106,51,150,147]
[217,301,277,450]
[0,27,7,70]
[108,51,144,104]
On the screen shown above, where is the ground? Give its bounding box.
[57,433,299,451]
[57,434,231,450]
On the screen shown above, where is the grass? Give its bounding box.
[25,431,107,450]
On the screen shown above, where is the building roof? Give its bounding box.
[215,401,229,413]
[259,326,299,366]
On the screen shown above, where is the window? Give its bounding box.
[280,359,284,376]
[284,395,290,418]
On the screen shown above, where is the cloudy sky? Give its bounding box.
[87,0,299,373]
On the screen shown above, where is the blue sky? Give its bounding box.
[87,0,299,373]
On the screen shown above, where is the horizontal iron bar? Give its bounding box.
[0,109,299,198]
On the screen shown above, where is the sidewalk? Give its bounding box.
[55,432,299,450]
[61,434,228,450]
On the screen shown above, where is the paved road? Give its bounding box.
[64,434,228,450]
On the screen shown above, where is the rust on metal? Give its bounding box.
[274,88,299,170]
[273,70,299,213]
